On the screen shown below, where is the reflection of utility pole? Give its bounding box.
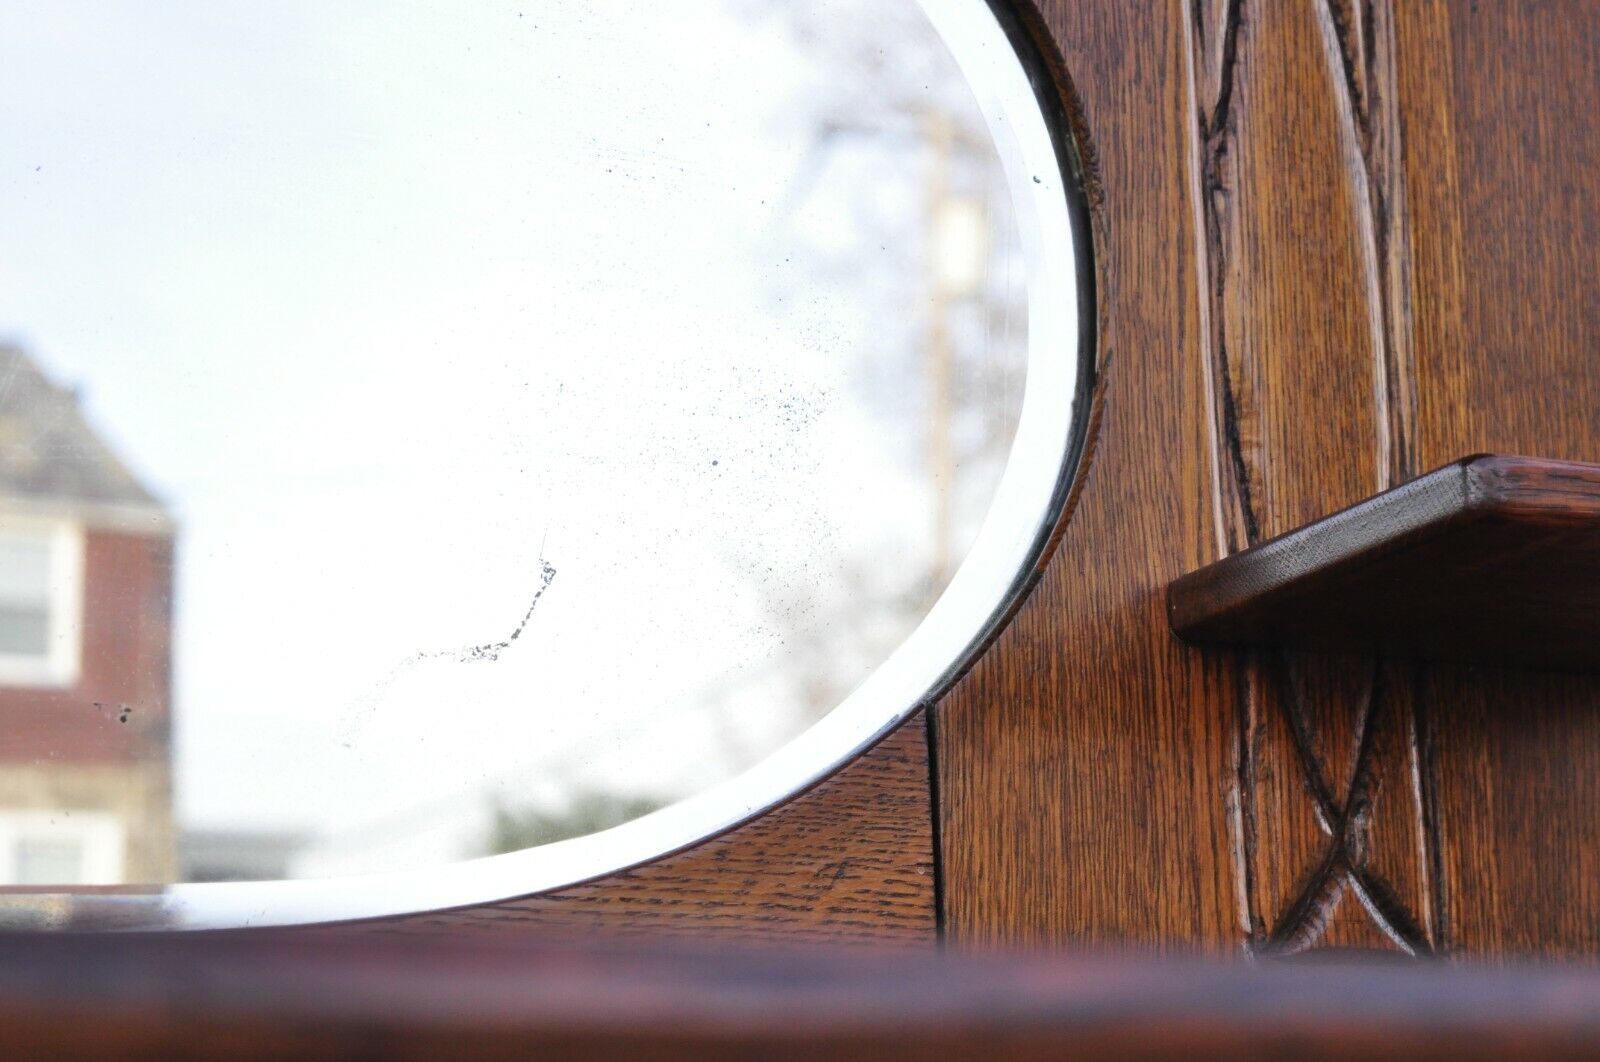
[925,110,990,588]
[925,109,955,588]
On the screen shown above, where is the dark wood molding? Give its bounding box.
[8,932,1600,1059]
[1170,455,1600,671]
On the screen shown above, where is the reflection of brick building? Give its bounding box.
[0,345,175,884]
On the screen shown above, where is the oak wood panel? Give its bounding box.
[1394,0,1600,959]
[937,0,1241,949]
[10,933,1600,1060]
[1195,0,1431,956]
[358,714,934,947]
[938,0,1441,953]
[940,0,1600,958]
[1173,455,1600,672]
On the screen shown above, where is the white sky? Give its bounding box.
[0,0,1024,878]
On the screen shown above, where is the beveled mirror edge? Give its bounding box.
[0,0,1093,931]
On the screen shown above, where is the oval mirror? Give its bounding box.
[0,0,1084,926]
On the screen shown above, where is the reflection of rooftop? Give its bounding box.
[0,345,166,518]
[0,343,178,885]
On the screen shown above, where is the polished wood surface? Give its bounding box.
[23,0,1586,966]
[1393,0,1600,960]
[1171,455,1600,671]
[7,932,1600,1059]
[361,714,935,946]
[938,0,1600,957]
[938,0,1241,952]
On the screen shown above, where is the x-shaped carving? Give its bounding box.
[1253,652,1432,956]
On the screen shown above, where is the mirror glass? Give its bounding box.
[0,0,1075,895]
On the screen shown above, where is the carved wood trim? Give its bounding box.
[1185,0,1434,956]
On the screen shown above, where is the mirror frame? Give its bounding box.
[0,0,1094,931]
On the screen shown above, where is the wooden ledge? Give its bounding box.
[5,931,1600,1057]
[1168,455,1600,672]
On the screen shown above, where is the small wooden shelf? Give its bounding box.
[1168,455,1600,672]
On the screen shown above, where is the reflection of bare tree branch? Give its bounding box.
[461,3,1031,848]
[773,119,993,226]
[727,1,1029,737]
[755,561,943,728]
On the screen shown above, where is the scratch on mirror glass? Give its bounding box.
[336,555,558,748]
[432,558,559,665]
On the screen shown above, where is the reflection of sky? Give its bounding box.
[0,1,1023,876]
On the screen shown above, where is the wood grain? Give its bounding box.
[937,0,1432,953]
[25,0,1591,962]
[1393,0,1600,959]
[1194,0,1431,956]
[937,0,1240,950]
[356,714,935,947]
[1172,455,1600,672]
[940,0,1600,959]
[9,932,1600,1059]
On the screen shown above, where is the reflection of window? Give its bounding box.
[0,522,83,687]
[0,811,123,885]
[15,837,84,884]
[0,536,51,655]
